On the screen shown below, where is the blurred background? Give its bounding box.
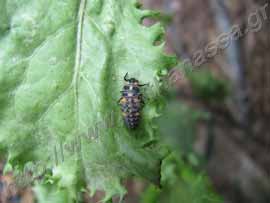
[1,0,269,203]
[139,0,270,203]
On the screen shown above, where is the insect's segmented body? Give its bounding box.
[119,74,146,129]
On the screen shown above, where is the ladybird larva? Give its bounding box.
[118,73,147,129]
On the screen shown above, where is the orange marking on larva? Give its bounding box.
[119,97,127,104]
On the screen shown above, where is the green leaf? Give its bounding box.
[0,0,177,201]
[157,101,209,155]
[141,153,222,203]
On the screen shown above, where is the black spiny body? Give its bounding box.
[119,73,146,129]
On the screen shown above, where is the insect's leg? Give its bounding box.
[139,83,149,87]
[139,94,145,107]
[117,97,122,104]
[124,73,129,81]
[141,100,145,106]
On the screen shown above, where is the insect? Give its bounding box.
[118,73,148,129]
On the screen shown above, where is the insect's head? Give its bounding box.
[124,73,139,84]
[128,78,139,84]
